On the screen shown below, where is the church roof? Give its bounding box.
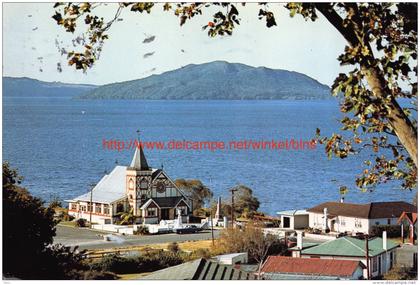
[130,146,150,170]
[71,166,128,204]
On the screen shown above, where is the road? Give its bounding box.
[54,224,220,250]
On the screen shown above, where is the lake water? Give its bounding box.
[3,97,414,215]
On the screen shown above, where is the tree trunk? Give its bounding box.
[362,66,418,167]
[316,4,418,167]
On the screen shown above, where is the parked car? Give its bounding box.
[175,225,200,234]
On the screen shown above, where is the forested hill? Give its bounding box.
[3,77,97,97]
[79,61,332,100]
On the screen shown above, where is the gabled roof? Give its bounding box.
[140,197,188,209]
[261,256,363,277]
[277,210,309,216]
[129,146,149,170]
[71,166,127,204]
[398,212,418,225]
[140,258,255,280]
[307,201,416,219]
[301,236,399,257]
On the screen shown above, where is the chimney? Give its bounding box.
[383,231,387,250]
[297,231,303,249]
[323,208,328,232]
[340,197,345,203]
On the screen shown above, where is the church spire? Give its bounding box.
[130,130,149,170]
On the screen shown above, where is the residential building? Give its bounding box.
[307,201,416,234]
[67,146,192,224]
[398,211,418,245]
[260,256,365,280]
[299,234,399,278]
[276,209,309,230]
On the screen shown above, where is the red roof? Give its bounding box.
[261,256,363,277]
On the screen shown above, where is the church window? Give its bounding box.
[128,178,134,190]
[147,208,157,217]
[140,179,148,190]
[104,205,110,215]
[95,204,102,213]
[116,203,124,213]
[87,203,93,212]
[80,205,87,212]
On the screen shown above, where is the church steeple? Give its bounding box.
[130,146,149,170]
[130,130,150,170]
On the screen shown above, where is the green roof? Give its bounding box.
[301,237,399,257]
[289,242,320,251]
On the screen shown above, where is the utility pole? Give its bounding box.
[89,183,95,228]
[229,187,238,229]
[210,207,215,246]
[365,235,370,280]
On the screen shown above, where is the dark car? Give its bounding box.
[175,225,200,234]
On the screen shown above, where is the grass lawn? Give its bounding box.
[58,221,76,227]
[87,239,215,259]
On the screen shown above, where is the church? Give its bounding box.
[67,146,192,225]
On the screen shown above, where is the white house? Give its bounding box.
[307,201,416,234]
[67,146,192,224]
[276,209,309,230]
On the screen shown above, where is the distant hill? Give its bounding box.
[79,61,332,100]
[3,77,97,98]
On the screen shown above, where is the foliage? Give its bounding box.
[383,266,417,280]
[3,162,57,278]
[190,248,212,259]
[91,251,185,274]
[217,223,285,265]
[3,162,114,279]
[117,208,135,225]
[175,179,213,211]
[229,185,260,218]
[167,242,180,253]
[52,2,417,194]
[287,3,418,192]
[371,225,409,238]
[75,218,87,227]
[133,225,149,235]
[48,194,63,208]
[57,210,75,222]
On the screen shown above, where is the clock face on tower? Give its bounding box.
[156,181,166,193]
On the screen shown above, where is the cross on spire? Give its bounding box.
[130,129,149,170]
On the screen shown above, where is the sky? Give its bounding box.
[3,3,349,86]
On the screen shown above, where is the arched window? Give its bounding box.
[128,178,134,190]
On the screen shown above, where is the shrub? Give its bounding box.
[75,218,87,228]
[134,225,149,235]
[191,248,211,259]
[167,242,180,253]
[82,270,118,280]
[383,266,417,280]
[371,225,408,238]
[91,251,185,275]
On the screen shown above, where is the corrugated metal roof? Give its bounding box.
[301,236,399,257]
[277,209,309,216]
[72,166,128,204]
[139,258,254,280]
[261,256,361,277]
